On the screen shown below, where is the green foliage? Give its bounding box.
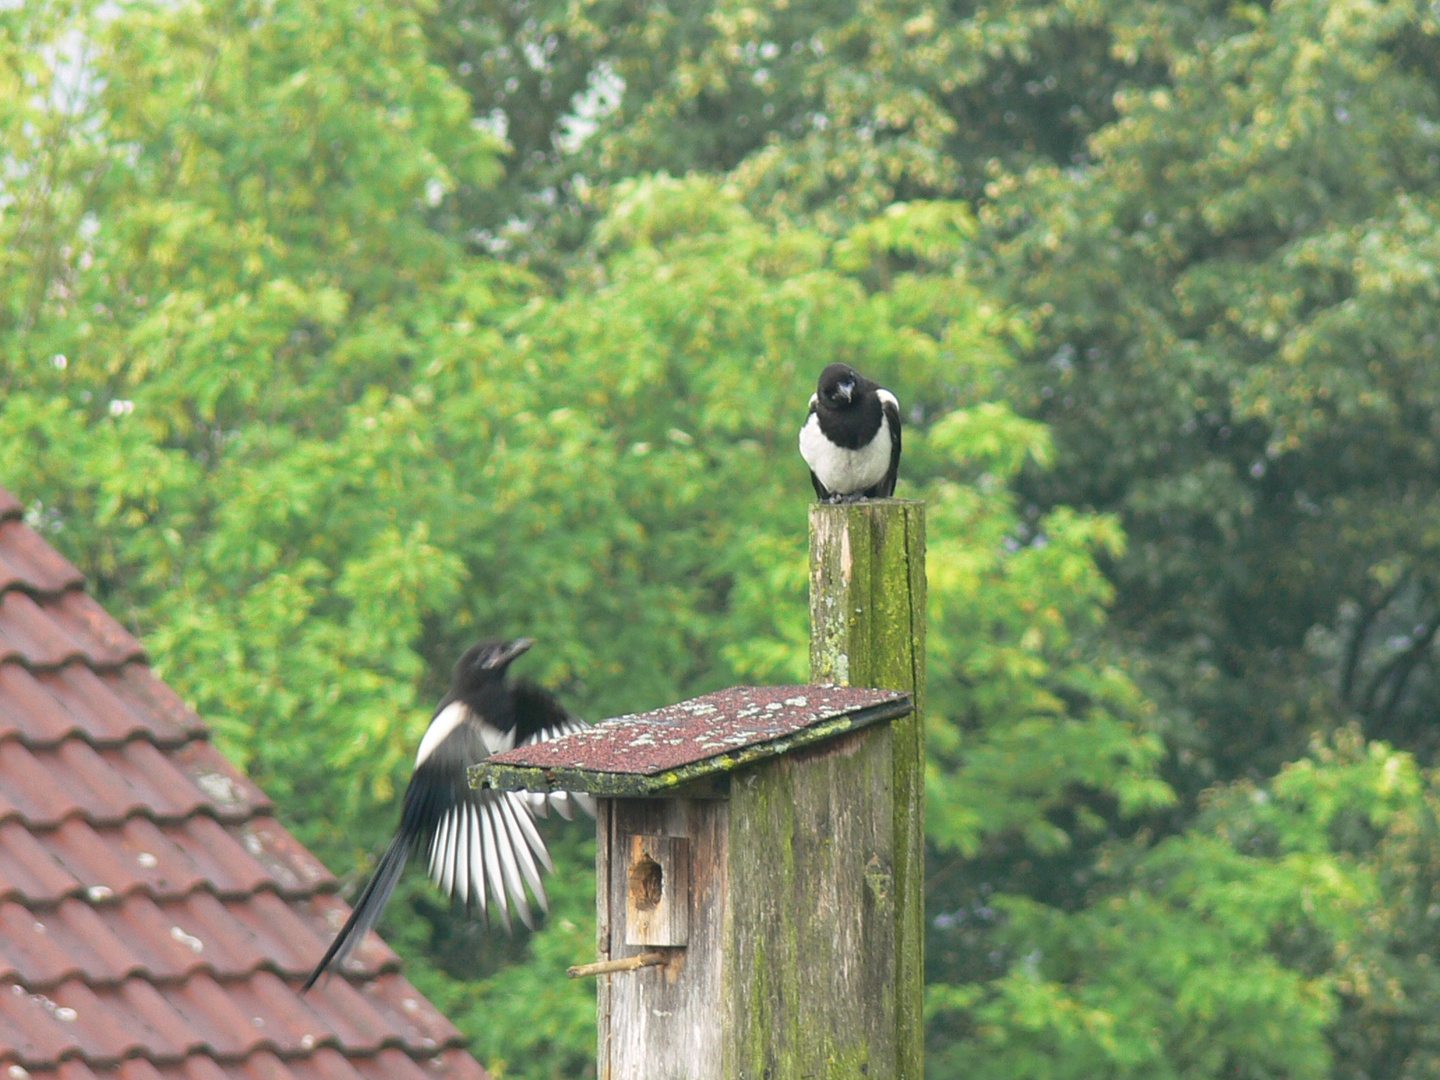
[925,405,1171,858]
[11,0,1440,1078]
[929,730,1440,1080]
[986,0,1440,785]
[418,0,1149,263]
[3,2,1157,1067]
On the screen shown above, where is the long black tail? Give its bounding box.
[303,833,411,992]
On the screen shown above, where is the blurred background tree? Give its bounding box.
[7,0,1440,1077]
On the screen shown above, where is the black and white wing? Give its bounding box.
[877,389,902,498]
[512,680,597,821]
[304,683,596,990]
[303,704,553,990]
[419,700,556,932]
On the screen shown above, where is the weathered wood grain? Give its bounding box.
[598,798,729,1080]
[809,499,926,1079]
[725,725,898,1078]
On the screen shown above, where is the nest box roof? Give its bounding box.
[471,684,912,797]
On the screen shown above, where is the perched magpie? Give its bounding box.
[304,638,592,991]
[798,363,902,501]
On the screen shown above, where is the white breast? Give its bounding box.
[799,412,893,494]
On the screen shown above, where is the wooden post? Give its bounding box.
[810,499,926,1079]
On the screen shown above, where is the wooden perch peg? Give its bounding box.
[567,952,668,979]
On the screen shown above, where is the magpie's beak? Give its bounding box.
[837,380,854,403]
[484,637,535,669]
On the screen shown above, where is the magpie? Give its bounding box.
[798,363,902,501]
[304,637,592,991]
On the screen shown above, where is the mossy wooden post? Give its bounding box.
[809,498,926,1078]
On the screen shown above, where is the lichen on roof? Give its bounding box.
[472,684,912,798]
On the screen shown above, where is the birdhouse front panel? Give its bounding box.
[624,833,689,946]
[598,796,729,1080]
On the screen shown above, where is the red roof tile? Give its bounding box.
[0,591,144,670]
[21,1046,490,1080]
[0,518,84,598]
[0,664,200,749]
[0,488,488,1078]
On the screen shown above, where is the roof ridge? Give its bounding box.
[0,661,210,751]
[13,1045,488,1080]
[0,734,275,832]
[0,813,339,913]
[0,802,266,832]
[0,591,144,670]
[0,725,199,753]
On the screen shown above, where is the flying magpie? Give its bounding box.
[798,363,902,501]
[304,637,592,991]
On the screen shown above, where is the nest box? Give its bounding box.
[473,683,915,1080]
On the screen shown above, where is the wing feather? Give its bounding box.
[491,797,532,922]
[309,672,597,993]
[497,794,549,912]
[879,394,902,498]
[432,808,452,892]
[454,804,471,907]
[479,800,513,930]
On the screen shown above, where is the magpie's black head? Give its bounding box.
[816,363,867,410]
[452,637,533,694]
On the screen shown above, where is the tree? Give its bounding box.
[972,2,1440,1074]
[983,0,1440,787]
[2,4,1175,1054]
[931,728,1440,1080]
[14,0,1438,1076]
[421,0,1157,264]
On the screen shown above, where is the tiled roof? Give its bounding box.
[0,487,489,1080]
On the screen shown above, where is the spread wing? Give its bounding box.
[512,680,597,821]
[423,687,595,932]
[419,720,553,931]
[303,706,554,990]
[304,686,592,990]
